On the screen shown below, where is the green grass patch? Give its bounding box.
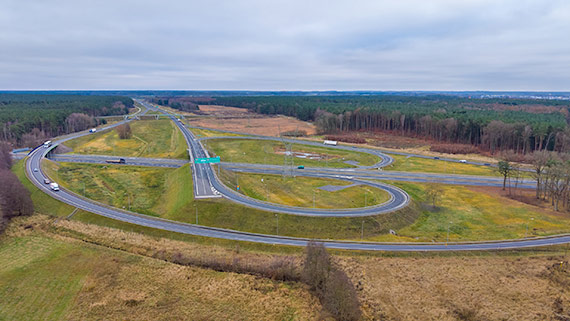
[64,119,188,159]
[48,162,417,240]
[189,127,246,138]
[218,169,390,208]
[368,181,570,242]
[385,154,498,176]
[204,138,379,168]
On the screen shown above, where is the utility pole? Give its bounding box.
[195,205,198,225]
[365,192,367,207]
[275,214,279,235]
[361,220,364,239]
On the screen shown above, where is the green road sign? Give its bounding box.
[195,156,220,164]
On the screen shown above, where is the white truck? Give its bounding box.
[323,140,338,146]
[49,183,60,191]
[89,128,97,133]
[43,140,52,148]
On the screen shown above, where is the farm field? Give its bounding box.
[218,170,391,208]
[0,219,319,321]
[63,119,188,159]
[204,138,379,168]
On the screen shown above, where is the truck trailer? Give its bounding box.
[323,140,338,146]
[106,158,126,164]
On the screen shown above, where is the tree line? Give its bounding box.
[0,142,33,233]
[149,97,199,112]
[210,95,570,154]
[494,150,570,212]
[0,94,133,147]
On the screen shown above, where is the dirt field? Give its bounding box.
[188,114,316,136]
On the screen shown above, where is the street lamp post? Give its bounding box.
[195,205,198,225]
[446,221,452,246]
[361,220,364,240]
[525,217,534,238]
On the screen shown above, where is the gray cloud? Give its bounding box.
[1,0,569,90]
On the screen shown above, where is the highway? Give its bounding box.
[24,146,570,250]
[48,154,536,189]
[22,99,570,251]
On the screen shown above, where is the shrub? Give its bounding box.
[303,241,361,321]
[116,123,132,139]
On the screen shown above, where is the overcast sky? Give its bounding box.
[1,0,569,91]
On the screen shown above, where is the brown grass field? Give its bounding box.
[0,216,321,321]
[188,110,316,136]
[3,216,569,320]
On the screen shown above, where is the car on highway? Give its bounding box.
[459,159,467,163]
[33,167,39,172]
[43,178,50,184]
[484,163,491,166]
[297,165,305,169]
[434,157,440,160]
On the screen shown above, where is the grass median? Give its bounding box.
[64,119,188,159]
[204,138,379,168]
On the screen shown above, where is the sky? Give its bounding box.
[1,0,569,91]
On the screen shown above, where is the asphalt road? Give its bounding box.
[23,100,570,251]
[189,125,529,170]
[49,154,536,189]
[25,146,570,250]
[198,135,394,169]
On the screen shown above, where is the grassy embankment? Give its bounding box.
[39,161,417,240]
[24,156,570,242]
[385,154,499,176]
[218,169,390,208]
[64,119,187,159]
[0,218,319,321]
[204,138,379,168]
[369,181,570,242]
[188,127,246,138]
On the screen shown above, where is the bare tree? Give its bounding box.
[0,170,34,218]
[116,123,132,139]
[528,150,551,199]
[65,113,95,133]
[0,142,12,170]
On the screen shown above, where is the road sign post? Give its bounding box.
[195,156,220,164]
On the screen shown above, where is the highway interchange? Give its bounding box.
[24,99,570,251]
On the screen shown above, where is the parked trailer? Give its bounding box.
[323,140,338,146]
[106,158,126,164]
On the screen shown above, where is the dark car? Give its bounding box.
[433,157,440,160]
[484,163,491,166]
